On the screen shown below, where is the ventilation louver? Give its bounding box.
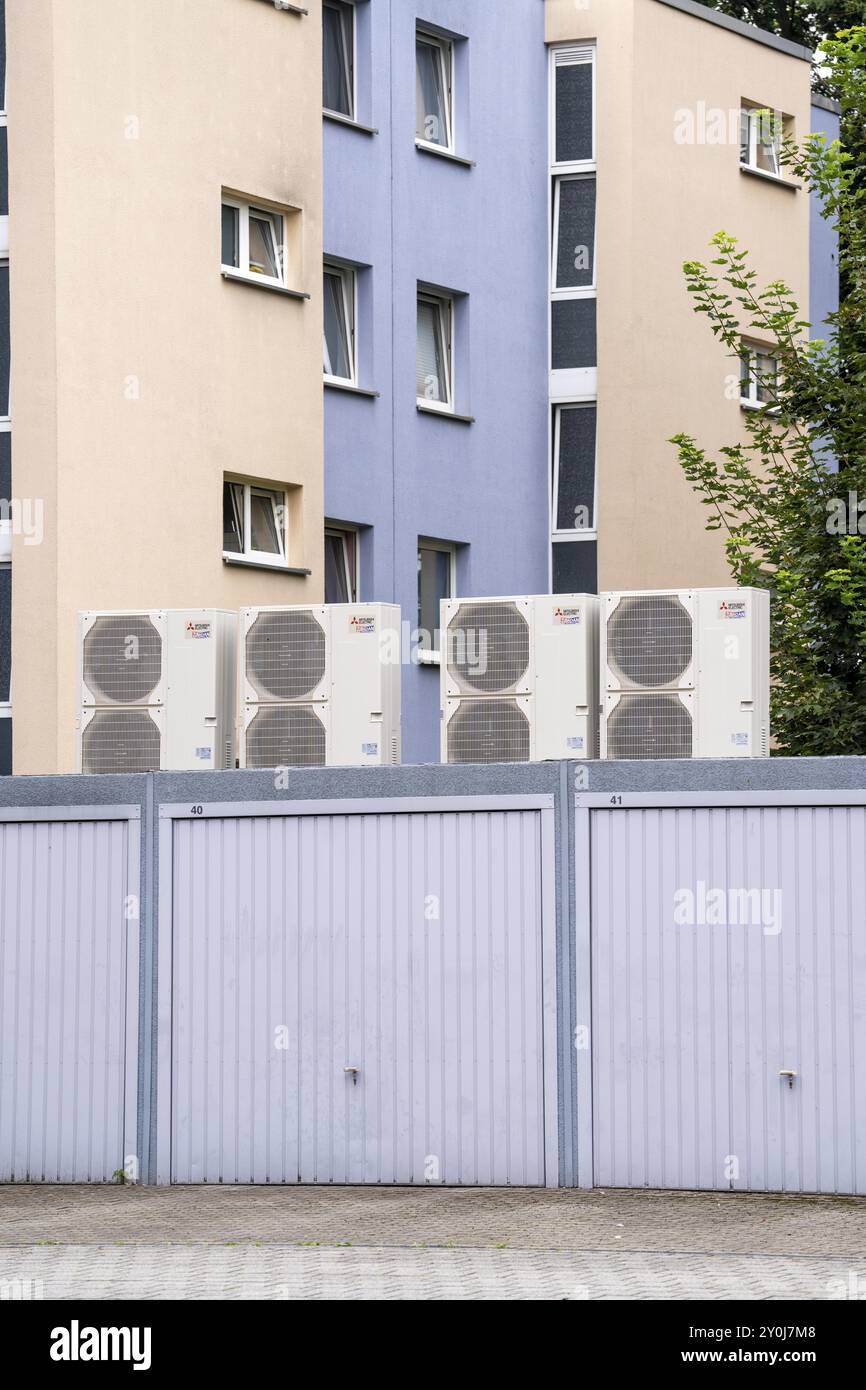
[245,705,327,768]
[245,609,327,703]
[446,602,530,694]
[606,693,692,760]
[81,709,162,774]
[446,698,531,764]
[607,594,692,689]
[83,615,162,704]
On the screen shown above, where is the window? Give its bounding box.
[323,262,355,383]
[418,540,455,656]
[740,344,779,409]
[416,30,453,151]
[553,405,596,535]
[223,479,288,566]
[551,298,596,371]
[740,105,782,177]
[221,197,285,287]
[553,47,594,167]
[553,176,596,291]
[324,526,358,604]
[417,291,452,409]
[0,258,8,421]
[323,1,354,119]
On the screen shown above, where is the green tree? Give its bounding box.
[671,29,866,755]
[701,1,866,51]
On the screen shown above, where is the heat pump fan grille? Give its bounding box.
[246,705,326,768]
[447,699,531,764]
[447,603,530,693]
[608,595,692,688]
[83,615,162,704]
[607,693,692,760]
[246,610,327,702]
[82,709,161,774]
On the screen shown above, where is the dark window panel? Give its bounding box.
[0,563,10,704]
[0,263,9,418]
[552,298,596,370]
[552,540,597,595]
[0,432,10,499]
[556,177,595,289]
[555,62,593,164]
[556,405,596,531]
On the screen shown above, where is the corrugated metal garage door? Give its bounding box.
[0,811,140,1181]
[589,803,866,1193]
[162,799,557,1185]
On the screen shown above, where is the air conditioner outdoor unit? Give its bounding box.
[239,603,401,768]
[78,609,237,773]
[441,594,599,763]
[599,588,770,759]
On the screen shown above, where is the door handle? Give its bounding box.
[779,1069,798,1089]
[344,1066,360,1087]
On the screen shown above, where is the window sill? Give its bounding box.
[221,269,310,299]
[223,555,312,576]
[417,403,475,425]
[415,140,475,168]
[325,110,379,136]
[741,400,781,415]
[325,379,380,398]
[739,164,798,191]
[416,650,441,666]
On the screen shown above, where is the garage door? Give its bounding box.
[159,798,558,1185]
[589,803,866,1193]
[0,809,140,1181]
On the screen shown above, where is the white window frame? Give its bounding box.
[223,477,289,568]
[416,290,454,413]
[740,343,780,411]
[221,196,286,289]
[323,0,356,121]
[740,105,783,178]
[324,524,359,604]
[417,538,457,663]
[323,261,357,386]
[551,174,596,297]
[551,401,598,540]
[416,29,455,155]
[0,255,9,427]
[550,45,596,174]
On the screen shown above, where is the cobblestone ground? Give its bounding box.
[0,1186,864,1300]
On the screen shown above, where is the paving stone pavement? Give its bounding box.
[0,1186,864,1299]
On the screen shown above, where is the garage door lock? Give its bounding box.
[344,1066,360,1086]
[779,1069,798,1089]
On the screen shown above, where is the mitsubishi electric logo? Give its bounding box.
[50,1321,152,1371]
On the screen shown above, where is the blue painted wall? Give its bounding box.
[324,0,549,764]
[809,97,840,339]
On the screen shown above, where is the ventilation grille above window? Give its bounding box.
[446,602,530,694]
[83,616,162,705]
[245,609,327,702]
[82,709,162,774]
[554,46,594,66]
[447,699,531,765]
[245,705,327,768]
[607,694,693,760]
[607,595,693,689]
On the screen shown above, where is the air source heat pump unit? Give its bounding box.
[239,603,401,768]
[78,610,237,773]
[441,594,598,763]
[600,588,770,759]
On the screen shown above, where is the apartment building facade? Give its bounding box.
[0,0,839,775]
[322,0,550,763]
[545,0,818,597]
[5,0,324,775]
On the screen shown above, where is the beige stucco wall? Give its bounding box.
[547,0,813,594]
[7,0,324,773]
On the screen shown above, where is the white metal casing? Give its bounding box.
[239,603,402,768]
[600,587,770,759]
[441,594,599,763]
[78,609,238,772]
